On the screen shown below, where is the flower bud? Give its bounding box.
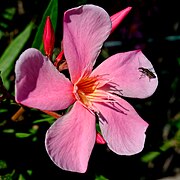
[96,132,106,144]
[110,7,132,33]
[54,50,64,67]
[43,16,55,58]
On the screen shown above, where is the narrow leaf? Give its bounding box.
[18,174,26,180]
[15,133,31,138]
[0,22,34,89]
[33,117,55,124]
[3,129,15,133]
[95,175,109,180]
[141,151,160,163]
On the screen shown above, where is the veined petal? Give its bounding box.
[45,101,96,173]
[91,50,158,98]
[110,7,132,33]
[95,97,148,155]
[15,48,75,111]
[63,5,112,83]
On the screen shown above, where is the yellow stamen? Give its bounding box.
[73,75,121,111]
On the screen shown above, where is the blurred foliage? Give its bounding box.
[0,22,33,89]
[0,0,180,179]
[95,175,109,180]
[0,7,16,40]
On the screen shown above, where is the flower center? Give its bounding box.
[73,75,122,111]
[74,76,99,108]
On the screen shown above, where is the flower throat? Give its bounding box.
[73,75,121,111]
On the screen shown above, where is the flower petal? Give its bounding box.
[110,7,132,33]
[63,5,112,83]
[45,101,96,173]
[95,97,148,155]
[91,50,158,98]
[15,48,75,111]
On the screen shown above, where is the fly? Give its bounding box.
[138,67,156,80]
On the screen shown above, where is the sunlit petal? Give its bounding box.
[45,101,96,173]
[91,50,158,98]
[63,5,111,83]
[15,48,75,110]
[95,97,148,155]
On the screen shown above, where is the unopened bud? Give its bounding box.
[96,132,106,144]
[43,16,55,58]
[110,7,132,33]
[54,50,64,67]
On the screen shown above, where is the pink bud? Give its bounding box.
[43,16,55,57]
[54,50,64,67]
[110,7,132,33]
[96,132,106,144]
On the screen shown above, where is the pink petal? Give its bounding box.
[91,50,158,98]
[94,97,148,155]
[45,101,96,173]
[15,48,75,111]
[110,7,132,33]
[63,5,112,83]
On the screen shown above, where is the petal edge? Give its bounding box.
[15,48,75,111]
[45,101,96,173]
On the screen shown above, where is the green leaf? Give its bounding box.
[32,137,38,142]
[160,140,174,151]
[15,133,31,138]
[32,0,58,52]
[101,48,109,59]
[0,22,8,29]
[0,109,8,113]
[0,170,15,179]
[171,77,179,93]
[33,117,55,124]
[3,129,15,133]
[0,174,13,180]
[27,170,33,176]
[177,57,180,66]
[0,22,34,89]
[18,174,25,180]
[96,123,101,133]
[0,160,7,169]
[175,120,180,129]
[141,151,160,163]
[95,175,109,180]
[2,8,16,20]
[0,30,5,39]
[0,120,7,126]
[65,104,73,113]
[0,7,16,40]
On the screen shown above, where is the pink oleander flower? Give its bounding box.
[15,5,158,173]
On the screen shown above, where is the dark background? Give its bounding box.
[0,0,180,179]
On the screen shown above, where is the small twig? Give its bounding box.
[11,106,25,121]
[11,106,62,122]
[41,110,61,119]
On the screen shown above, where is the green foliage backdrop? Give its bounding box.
[0,0,180,179]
